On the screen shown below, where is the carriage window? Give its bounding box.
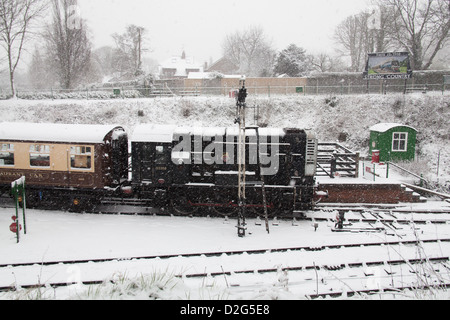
[30,144,50,167]
[392,133,407,152]
[0,144,14,166]
[70,146,92,169]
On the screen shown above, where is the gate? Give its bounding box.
[316,143,359,178]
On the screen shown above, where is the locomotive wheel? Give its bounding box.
[211,204,238,217]
[250,205,275,218]
[170,198,198,216]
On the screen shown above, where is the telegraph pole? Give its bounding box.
[235,76,247,237]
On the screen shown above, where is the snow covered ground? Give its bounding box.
[1,199,450,300]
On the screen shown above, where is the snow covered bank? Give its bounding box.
[0,93,448,189]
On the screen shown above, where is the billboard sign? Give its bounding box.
[364,52,412,80]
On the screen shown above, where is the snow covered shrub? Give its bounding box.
[103,108,117,120]
[75,271,182,300]
[392,99,404,118]
[325,96,338,108]
[338,131,348,142]
[180,100,193,118]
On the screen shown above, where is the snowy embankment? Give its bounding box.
[1,93,448,190]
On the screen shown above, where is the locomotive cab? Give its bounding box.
[131,142,172,187]
[131,125,177,202]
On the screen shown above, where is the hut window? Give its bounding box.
[392,132,407,152]
[70,146,92,169]
[0,144,14,166]
[30,144,51,167]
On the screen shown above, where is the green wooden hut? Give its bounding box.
[369,123,417,162]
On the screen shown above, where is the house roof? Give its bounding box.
[159,54,203,77]
[370,123,417,133]
[206,56,239,74]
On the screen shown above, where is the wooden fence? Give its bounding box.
[316,142,360,178]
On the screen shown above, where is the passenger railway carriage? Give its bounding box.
[0,122,128,210]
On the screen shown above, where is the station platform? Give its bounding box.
[316,180,425,204]
[315,161,427,204]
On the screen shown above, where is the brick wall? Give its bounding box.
[317,183,423,204]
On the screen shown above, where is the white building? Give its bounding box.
[158,51,203,79]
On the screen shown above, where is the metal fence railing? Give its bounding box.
[1,83,448,100]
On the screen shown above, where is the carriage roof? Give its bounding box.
[0,122,126,144]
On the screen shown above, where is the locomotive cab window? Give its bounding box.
[30,144,50,167]
[0,143,14,166]
[155,146,168,164]
[70,146,92,169]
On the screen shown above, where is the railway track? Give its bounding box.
[2,253,449,299]
[310,206,450,226]
[1,238,449,270]
[1,238,449,298]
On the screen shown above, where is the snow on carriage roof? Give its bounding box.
[369,123,417,133]
[132,125,286,142]
[0,122,126,143]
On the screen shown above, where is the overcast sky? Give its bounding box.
[78,0,370,64]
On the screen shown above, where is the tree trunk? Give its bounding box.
[9,70,16,98]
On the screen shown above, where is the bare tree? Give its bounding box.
[0,0,47,97]
[384,0,450,70]
[368,4,398,52]
[45,0,91,89]
[334,4,396,71]
[309,53,347,73]
[112,24,148,76]
[223,26,276,76]
[310,53,333,73]
[334,13,370,72]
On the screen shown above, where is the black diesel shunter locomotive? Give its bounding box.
[130,124,318,216]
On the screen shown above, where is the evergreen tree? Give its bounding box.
[273,44,311,77]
